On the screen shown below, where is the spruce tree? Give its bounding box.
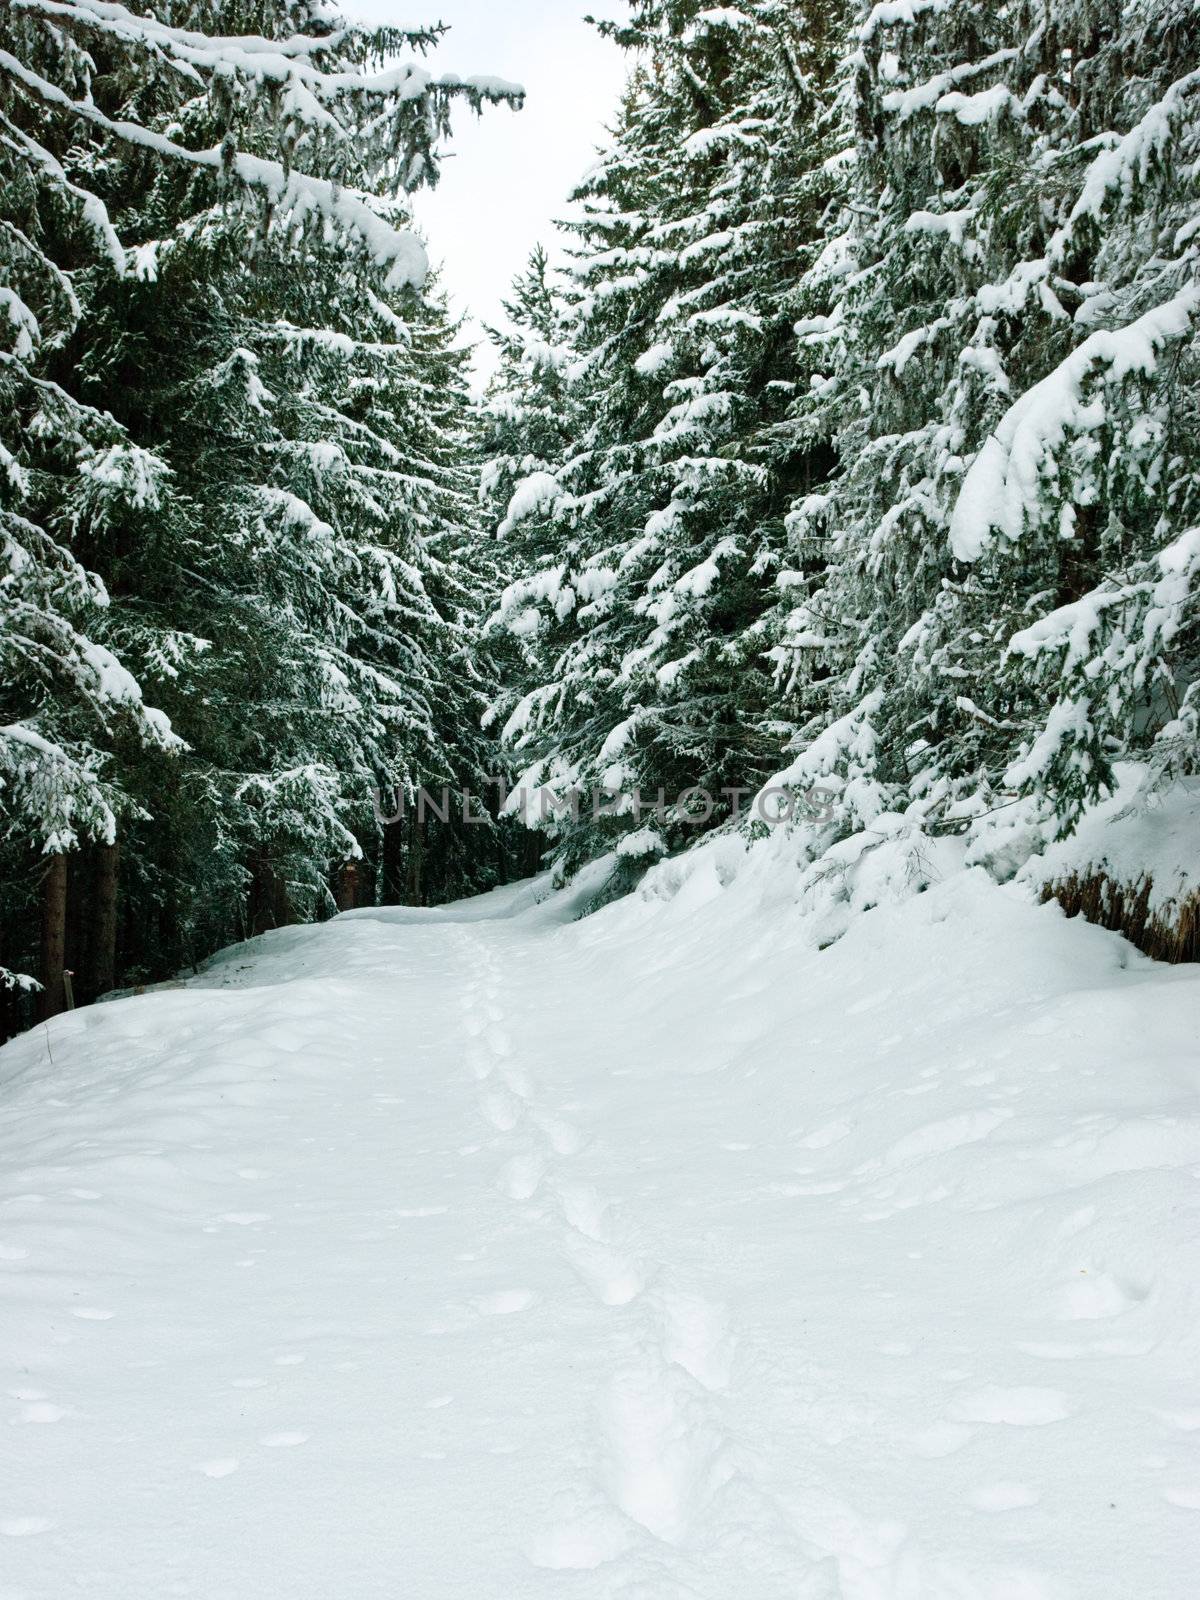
[767,0,1200,859]
[1,0,519,1017]
[485,0,847,867]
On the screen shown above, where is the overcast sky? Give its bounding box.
[348,1,627,380]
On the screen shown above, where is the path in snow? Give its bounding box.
[1,864,1198,1598]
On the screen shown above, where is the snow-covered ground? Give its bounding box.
[1,847,1198,1598]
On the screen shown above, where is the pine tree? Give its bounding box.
[485,0,847,868]
[1,0,520,1017]
[766,0,1200,861]
[478,243,581,862]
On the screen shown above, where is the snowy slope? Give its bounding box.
[1,851,1198,1599]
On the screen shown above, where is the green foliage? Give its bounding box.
[484,0,849,867]
[1,0,517,1013]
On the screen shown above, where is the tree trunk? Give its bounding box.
[1056,504,1098,606]
[89,841,119,999]
[271,866,290,930]
[382,815,404,905]
[334,861,360,912]
[0,922,20,1044]
[407,811,424,906]
[522,828,543,879]
[249,850,275,937]
[66,850,87,1007]
[39,851,68,1022]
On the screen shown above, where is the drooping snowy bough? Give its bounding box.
[0,1,521,1001]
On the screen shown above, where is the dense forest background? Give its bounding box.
[2,0,1198,1037]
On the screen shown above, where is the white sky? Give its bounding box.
[348,1,627,381]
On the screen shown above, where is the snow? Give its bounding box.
[1,287,40,358]
[949,286,1200,561]
[904,207,976,243]
[615,827,666,860]
[0,43,429,289]
[882,50,1019,121]
[1,844,1198,1598]
[1003,696,1094,791]
[634,342,673,377]
[79,640,148,705]
[498,471,561,538]
[936,85,1020,126]
[1005,525,1200,671]
[596,710,643,765]
[0,723,70,761]
[1020,761,1200,918]
[860,0,951,42]
[1065,69,1200,240]
[2,5,523,296]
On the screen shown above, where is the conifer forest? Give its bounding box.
[0,5,1197,1596]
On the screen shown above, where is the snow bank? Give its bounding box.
[1019,762,1200,918]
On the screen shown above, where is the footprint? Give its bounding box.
[485,1026,512,1058]
[1056,1205,1097,1238]
[498,1152,547,1201]
[71,1307,114,1321]
[661,1293,734,1392]
[564,1237,644,1307]
[477,1289,539,1316]
[1055,1271,1144,1321]
[537,1115,584,1156]
[1158,1408,1200,1432]
[260,1430,308,1448]
[600,1367,720,1545]
[197,1458,239,1478]
[1,1517,54,1536]
[557,1184,608,1241]
[502,1064,535,1099]
[1164,1487,1200,1510]
[527,1494,634,1570]
[465,1043,493,1081]
[773,1179,845,1197]
[948,1386,1069,1426]
[480,1090,521,1133]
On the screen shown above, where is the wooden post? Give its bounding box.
[89,840,119,998]
[39,851,68,1022]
